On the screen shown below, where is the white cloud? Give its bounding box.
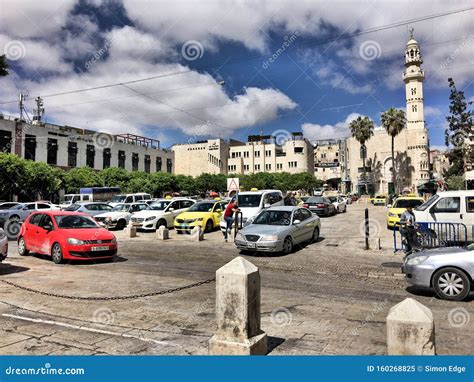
[302,113,362,141]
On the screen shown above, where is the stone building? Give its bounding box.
[345,31,430,195]
[313,140,342,189]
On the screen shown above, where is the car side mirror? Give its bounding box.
[293,219,301,225]
[264,203,271,208]
[23,207,28,210]
[387,204,392,208]
[168,207,174,211]
[216,209,222,212]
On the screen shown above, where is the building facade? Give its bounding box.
[313,140,342,188]
[0,116,173,173]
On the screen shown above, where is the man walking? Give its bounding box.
[400,205,416,254]
[223,199,239,242]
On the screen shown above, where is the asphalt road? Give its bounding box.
[0,203,472,355]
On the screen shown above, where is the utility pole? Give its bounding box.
[33,96,45,123]
[18,92,28,121]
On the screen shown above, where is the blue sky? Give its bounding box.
[0,0,472,150]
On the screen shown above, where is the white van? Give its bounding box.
[414,191,474,228]
[219,190,284,232]
[60,194,93,209]
[109,193,152,207]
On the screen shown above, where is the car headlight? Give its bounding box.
[0,213,7,217]
[145,216,156,221]
[260,235,278,241]
[236,232,245,240]
[111,237,117,244]
[406,255,429,265]
[67,238,85,245]
[388,212,398,217]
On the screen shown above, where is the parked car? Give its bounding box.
[0,228,7,262]
[18,211,117,264]
[373,194,387,206]
[339,194,352,205]
[0,202,60,227]
[303,196,336,217]
[235,206,320,254]
[0,202,21,210]
[386,195,425,229]
[219,190,284,232]
[109,193,152,207]
[328,196,347,213]
[94,202,149,230]
[402,246,474,301]
[65,202,114,217]
[130,198,195,230]
[174,200,227,233]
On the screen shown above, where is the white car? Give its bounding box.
[219,190,284,232]
[109,193,152,207]
[0,228,7,262]
[94,202,149,230]
[130,198,195,230]
[328,196,347,213]
[339,194,352,205]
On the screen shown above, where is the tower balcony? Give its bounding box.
[403,68,425,82]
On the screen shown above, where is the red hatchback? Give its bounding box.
[18,211,117,264]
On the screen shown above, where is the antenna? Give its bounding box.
[18,92,29,121]
[33,96,45,123]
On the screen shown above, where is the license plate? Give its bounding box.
[247,242,256,249]
[91,246,109,251]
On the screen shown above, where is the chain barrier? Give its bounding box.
[0,278,215,301]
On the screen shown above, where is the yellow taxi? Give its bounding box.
[372,194,387,206]
[386,195,424,229]
[174,200,228,233]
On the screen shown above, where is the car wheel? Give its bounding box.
[9,215,20,221]
[116,219,126,230]
[343,206,347,213]
[432,267,471,301]
[18,236,29,256]
[205,220,213,233]
[312,227,320,243]
[157,219,167,229]
[282,237,293,254]
[51,243,64,264]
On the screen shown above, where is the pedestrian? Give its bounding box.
[223,199,239,242]
[289,192,297,206]
[283,192,292,206]
[400,205,416,255]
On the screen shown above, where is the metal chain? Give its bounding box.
[0,278,215,301]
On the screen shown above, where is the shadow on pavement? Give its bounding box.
[267,336,285,354]
[0,263,29,275]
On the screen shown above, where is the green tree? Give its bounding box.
[445,175,465,191]
[445,78,473,175]
[100,167,131,190]
[0,55,8,77]
[349,116,374,194]
[0,153,29,200]
[25,161,63,200]
[381,108,406,194]
[63,167,102,193]
[174,175,197,195]
[149,172,176,197]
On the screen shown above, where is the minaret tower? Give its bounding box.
[403,28,429,188]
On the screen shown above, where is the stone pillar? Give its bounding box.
[156,225,169,240]
[125,222,137,238]
[209,257,267,355]
[386,298,435,355]
[191,226,204,242]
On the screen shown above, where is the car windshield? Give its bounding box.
[393,199,424,208]
[112,195,126,203]
[328,197,338,202]
[61,195,74,203]
[307,197,325,203]
[188,202,215,212]
[64,204,81,211]
[253,210,292,226]
[112,204,129,212]
[148,201,170,211]
[238,194,262,208]
[375,195,385,199]
[54,215,98,229]
[416,194,439,211]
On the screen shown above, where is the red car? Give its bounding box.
[18,211,117,264]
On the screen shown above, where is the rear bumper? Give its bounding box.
[309,208,328,216]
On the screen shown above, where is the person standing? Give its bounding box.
[223,200,239,242]
[400,205,416,254]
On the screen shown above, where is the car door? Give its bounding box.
[299,208,315,240]
[291,209,307,244]
[163,201,179,226]
[212,202,225,225]
[463,196,474,240]
[25,213,44,251]
[20,203,36,220]
[36,214,54,254]
[428,196,461,223]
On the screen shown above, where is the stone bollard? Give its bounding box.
[209,257,267,355]
[125,222,137,238]
[386,298,435,355]
[191,226,204,242]
[156,225,169,240]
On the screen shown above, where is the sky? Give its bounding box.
[0,0,473,150]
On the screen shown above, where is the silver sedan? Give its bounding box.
[402,246,474,301]
[234,206,321,254]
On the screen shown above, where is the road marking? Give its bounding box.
[2,313,173,347]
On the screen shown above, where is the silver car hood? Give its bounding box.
[410,247,469,258]
[240,224,290,236]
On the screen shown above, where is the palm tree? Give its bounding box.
[349,116,374,194]
[381,108,406,195]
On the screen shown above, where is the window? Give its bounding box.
[255,151,260,158]
[432,197,460,213]
[412,104,417,113]
[144,155,151,173]
[411,88,416,95]
[24,134,36,160]
[300,208,312,221]
[466,197,474,213]
[118,150,126,169]
[294,147,303,154]
[86,145,95,168]
[40,215,54,230]
[37,203,51,209]
[156,157,162,172]
[103,148,111,169]
[30,214,44,226]
[244,151,249,158]
[265,164,271,170]
[82,195,90,201]
[0,130,12,153]
[47,138,58,165]
[67,142,78,167]
[265,150,271,157]
[179,200,194,209]
[167,158,172,173]
[26,204,36,210]
[255,164,260,171]
[292,209,303,223]
[276,163,283,170]
[244,164,250,171]
[132,153,139,171]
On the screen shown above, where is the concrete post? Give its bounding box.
[191,226,204,242]
[209,257,267,355]
[156,225,169,240]
[125,222,137,238]
[386,298,435,355]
